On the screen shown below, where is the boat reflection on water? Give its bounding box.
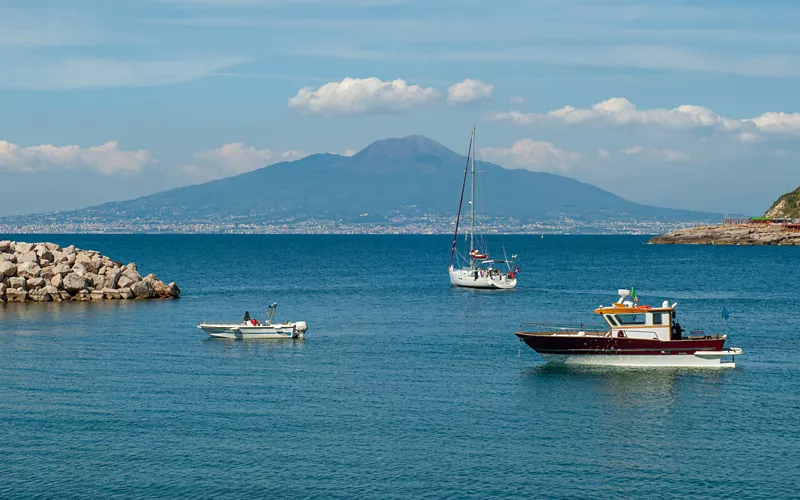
[520,362,736,413]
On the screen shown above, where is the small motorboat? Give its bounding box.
[198,303,308,339]
[515,289,742,368]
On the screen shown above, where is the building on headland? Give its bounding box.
[721,217,800,231]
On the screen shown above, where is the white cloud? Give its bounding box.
[480,139,581,171]
[446,78,493,104]
[490,97,800,137]
[0,140,151,174]
[288,77,440,116]
[183,143,308,180]
[0,55,247,90]
[510,96,525,105]
[736,132,761,143]
[491,97,737,129]
[596,148,611,158]
[746,112,800,134]
[620,145,688,162]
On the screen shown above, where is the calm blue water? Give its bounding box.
[1,235,798,499]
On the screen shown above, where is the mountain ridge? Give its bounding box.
[0,135,719,232]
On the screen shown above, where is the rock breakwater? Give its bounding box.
[0,240,180,303]
[649,225,800,245]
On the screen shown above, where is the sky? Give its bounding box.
[1,0,800,216]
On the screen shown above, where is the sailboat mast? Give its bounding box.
[470,127,475,254]
[449,133,472,269]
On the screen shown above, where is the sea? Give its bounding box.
[0,235,797,499]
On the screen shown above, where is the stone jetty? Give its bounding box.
[0,240,180,303]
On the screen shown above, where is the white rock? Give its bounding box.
[6,288,28,302]
[14,242,34,253]
[26,277,46,289]
[106,267,121,288]
[132,280,156,299]
[118,275,135,289]
[17,262,42,279]
[51,274,63,289]
[8,277,26,289]
[0,261,17,277]
[63,273,89,294]
[16,251,39,264]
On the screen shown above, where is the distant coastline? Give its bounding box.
[0,217,706,236]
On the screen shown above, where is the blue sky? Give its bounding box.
[2,0,800,216]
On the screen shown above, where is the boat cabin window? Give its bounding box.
[605,315,618,326]
[614,314,646,325]
[652,312,664,325]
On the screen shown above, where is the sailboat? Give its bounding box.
[448,128,518,289]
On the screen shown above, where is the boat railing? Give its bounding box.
[518,322,609,336]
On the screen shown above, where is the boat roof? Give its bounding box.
[594,289,676,315]
[594,303,674,315]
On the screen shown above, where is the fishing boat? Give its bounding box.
[448,128,518,289]
[198,303,308,339]
[515,289,742,368]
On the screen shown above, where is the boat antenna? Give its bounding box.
[449,130,473,269]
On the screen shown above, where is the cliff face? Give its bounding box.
[765,186,800,219]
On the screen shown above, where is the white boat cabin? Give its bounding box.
[594,289,682,341]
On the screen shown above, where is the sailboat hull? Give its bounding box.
[449,268,517,289]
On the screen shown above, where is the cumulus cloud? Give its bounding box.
[480,139,581,171]
[489,97,800,136]
[288,77,440,116]
[0,140,151,174]
[446,78,493,104]
[747,112,800,134]
[182,143,308,180]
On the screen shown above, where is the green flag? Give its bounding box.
[631,286,638,303]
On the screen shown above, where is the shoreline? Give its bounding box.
[649,224,800,246]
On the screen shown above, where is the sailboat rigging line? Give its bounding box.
[449,132,473,268]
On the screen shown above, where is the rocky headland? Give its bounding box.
[0,240,180,303]
[649,224,800,245]
[650,186,800,246]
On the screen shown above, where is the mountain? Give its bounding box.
[1,135,717,232]
[764,186,800,219]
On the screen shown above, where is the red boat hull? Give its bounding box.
[515,333,725,356]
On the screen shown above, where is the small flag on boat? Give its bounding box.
[631,286,638,303]
[722,307,729,320]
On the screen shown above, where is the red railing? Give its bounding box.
[721,218,800,231]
